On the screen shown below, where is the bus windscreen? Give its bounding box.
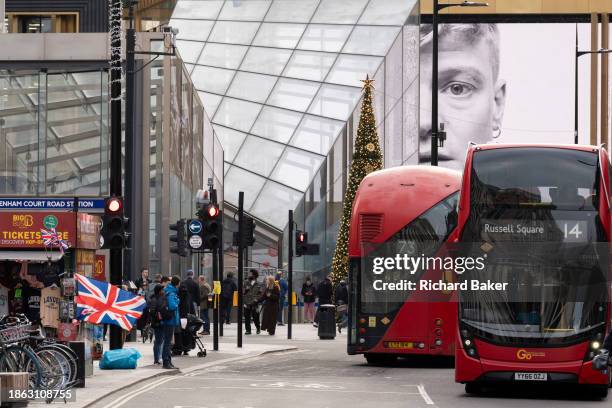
[459,148,608,344]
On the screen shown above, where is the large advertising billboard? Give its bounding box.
[419,23,610,170]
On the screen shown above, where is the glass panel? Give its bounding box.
[283,50,336,82]
[198,43,248,69]
[311,0,368,24]
[218,0,271,21]
[267,78,319,112]
[226,72,277,103]
[343,26,401,56]
[240,47,292,76]
[198,91,223,118]
[213,125,246,162]
[290,115,344,155]
[326,54,383,87]
[172,1,224,19]
[213,97,262,132]
[358,0,417,25]
[308,84,362,121]
[298,24,352,53]
[175,40,204,64]
[251,106,303,143]
[191,65,234,94]
[270,147,324,191]
[224,165,267,210]
[233,135,285,177]
[265,0,319,23]
[250,181,303,227]
[170,19,214,41]
[253,23,306,49]
[208,21,260,45]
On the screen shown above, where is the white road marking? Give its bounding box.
[417,384,435,405]
[206,386,420,395]
[102,376,176,408]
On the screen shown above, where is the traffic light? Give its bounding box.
[295,230,308,257]
[170,218,188,257]
[295,230,319,257]
[101,197,128,249]
[243,216,255,247]
[202,204,220,250]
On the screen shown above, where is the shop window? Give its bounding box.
[7,13,78,33]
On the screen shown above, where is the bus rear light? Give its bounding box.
[359,328,366,334]
[434,318,443,326]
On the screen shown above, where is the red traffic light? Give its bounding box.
[207,205,219,218]
[105,197,123,214]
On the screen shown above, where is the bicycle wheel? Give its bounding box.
[34,348,69,390]
[38,344,77,386]
[0,345,43,389]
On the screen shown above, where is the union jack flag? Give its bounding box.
[75,274,146,331]
[40,228,70,253]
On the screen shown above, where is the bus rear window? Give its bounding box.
[471,148,599,211]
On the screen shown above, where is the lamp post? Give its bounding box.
[574,25,611,144]
[431,0,488,166]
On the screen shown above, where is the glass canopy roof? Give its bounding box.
[172,0,414,228]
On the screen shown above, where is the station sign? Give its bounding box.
[0,198,105,211]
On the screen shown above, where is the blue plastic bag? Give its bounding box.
[99,348,142,370]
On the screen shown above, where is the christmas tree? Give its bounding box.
[330,75,383,285]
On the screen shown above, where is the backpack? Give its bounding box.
[152,296,174,323]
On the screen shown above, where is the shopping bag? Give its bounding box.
[99,348,142,369]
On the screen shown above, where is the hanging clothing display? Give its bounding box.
[41,286,61,328]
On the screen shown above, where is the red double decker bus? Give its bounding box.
[347,166,461,364]
[455,144,611,397]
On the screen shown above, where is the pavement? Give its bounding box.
[45,323,309,408]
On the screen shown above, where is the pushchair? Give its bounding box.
[172,314,207,358]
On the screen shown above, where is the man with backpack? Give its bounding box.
[220,272,237,324]
[148,284,168,365]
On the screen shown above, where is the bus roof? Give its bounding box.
[469,143,600,153]
[348,166,461,257]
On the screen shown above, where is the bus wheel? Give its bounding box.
[464,382,481,394]
[364,353,396,366]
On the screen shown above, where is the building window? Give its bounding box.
[6,13,78,33]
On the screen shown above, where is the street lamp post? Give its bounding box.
[431,0,488,166]
[574,25,611,144]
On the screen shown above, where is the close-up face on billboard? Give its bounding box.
[419,23,610,170]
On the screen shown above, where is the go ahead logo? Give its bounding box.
[516,349,546,360]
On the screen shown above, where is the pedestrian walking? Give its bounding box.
[243,269,262,335]
[161,276,181,369]
[149,284,168,364]
[335,279,349,331]
[220,272,237,324]
[301,277,316,323]
[276,272,288,326]
[183,269,201,313]
[257,276,280,335]
[314,275,333,327]
[198,276,211,335]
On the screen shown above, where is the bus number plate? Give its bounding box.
[514,372,547,381]
[384,342,413,349]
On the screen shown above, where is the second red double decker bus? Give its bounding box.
[347,165,461,364]
[454,144,611,397]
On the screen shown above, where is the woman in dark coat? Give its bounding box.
[257,276,280,335]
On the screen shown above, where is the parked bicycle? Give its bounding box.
[0,314,78,402]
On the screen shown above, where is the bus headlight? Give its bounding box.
[435,339,443,346]
[359,338,366,344]
[592,341,601,350]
